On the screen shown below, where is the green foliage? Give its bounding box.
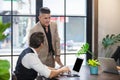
[0,22,11,41]
[77,43,93,56]
[77,43,89,56]
[102,34,120,49]
[77,43,100,66]
[0,59,10,80]
[88,59,100,67]
[102,34,120,57]
[0,21,11,80]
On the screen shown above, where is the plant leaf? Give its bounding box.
[87,59,100,67]
[77,43,89,56]
[0,22,11,41]
[0,60,10,80]
[102,34,120,48]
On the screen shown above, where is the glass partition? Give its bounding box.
[13,0,36,15]
[13,16,35,54]
[0,0,11,15]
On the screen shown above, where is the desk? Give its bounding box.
[57,65,120,80]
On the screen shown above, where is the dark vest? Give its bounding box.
[14,47,37,80]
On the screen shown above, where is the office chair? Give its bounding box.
[12,71,17,80]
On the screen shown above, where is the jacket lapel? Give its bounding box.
[38,22,48,46]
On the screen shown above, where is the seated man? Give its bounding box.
[14,32,70,80]
[111,46,120,65]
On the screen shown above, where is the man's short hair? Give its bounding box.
[29,32,44,48]
[39,7,51,15]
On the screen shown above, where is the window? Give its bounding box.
[43,0,87,65]
[0,0,36,79]
[0,0,92,79]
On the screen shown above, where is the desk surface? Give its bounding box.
[57,65,120,80]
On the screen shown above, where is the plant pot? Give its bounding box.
[89,66,98,75]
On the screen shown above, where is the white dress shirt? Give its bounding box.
[21,48,51,78]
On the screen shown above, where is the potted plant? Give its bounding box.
[87,59,100,74]
[77,43,100,75]
[0,21,11,80]
[102,34,120,57]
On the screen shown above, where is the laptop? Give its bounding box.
[61,58,83,77]
[98,57,120,75]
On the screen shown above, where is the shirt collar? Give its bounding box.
[30,47,38,56]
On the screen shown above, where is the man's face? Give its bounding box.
[39,13,51,27]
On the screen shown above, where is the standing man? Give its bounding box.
[28,7,63,67]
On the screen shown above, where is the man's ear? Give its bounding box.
[40,43,44,47]
[38,16,40,20]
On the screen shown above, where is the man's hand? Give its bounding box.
[60,66,71,73]
[117,66,120,70]
[55,55,64,67]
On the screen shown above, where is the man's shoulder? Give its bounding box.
[50,21,57,25]
[30,22,42,31]
[22,47,34,54]
[33,22,41,28]
[50,22,57,27]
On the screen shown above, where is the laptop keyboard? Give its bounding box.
[67,74,80,77]
[60,72,80,77]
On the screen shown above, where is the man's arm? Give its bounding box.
[55,55,64,67]
[54,22,64,67]
[117,66,120,70]
[48,66,56,70]
[49,66,70,78]
[23,53,70,78]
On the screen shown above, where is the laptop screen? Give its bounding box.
[73,58,83,72]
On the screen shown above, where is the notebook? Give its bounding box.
[98,57,120,75]
[61,58,83,77]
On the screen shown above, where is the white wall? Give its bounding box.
[98,0,120,57]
